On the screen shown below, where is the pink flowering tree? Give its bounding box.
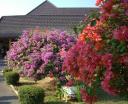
[62,0,128,104]
[7,28,76,83]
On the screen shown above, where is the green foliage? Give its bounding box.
[3,68,12,76]
[73,11,99,34]
[53,46,59,53]
[75,81,83,102]
[19,85,45,104]
[56,87,63,99]
[90,20,97,26]
[5,71,19,85]
[44,62,55,76]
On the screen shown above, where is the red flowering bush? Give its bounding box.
[62,0,128,103]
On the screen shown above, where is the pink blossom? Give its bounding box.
[101,71,118,96]
[59,48,67,58]
[113,26,128,41]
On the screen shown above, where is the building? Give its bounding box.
[0,0,97,57]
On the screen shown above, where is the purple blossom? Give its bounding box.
[125,10,128,16]
[32,34,42,42]
[121,0,128,3]
[41,52,53,64]
[7,28,76,81]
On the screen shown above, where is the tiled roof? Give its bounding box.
[28,8,97,16]
[27,1,98,15]
[0,0,98,38]
[0,15,85,38]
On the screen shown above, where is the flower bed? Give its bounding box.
[6,0,128,104]
[62,0,128,103]
[9,76,127,104]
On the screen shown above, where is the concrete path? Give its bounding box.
[0,60,19,104]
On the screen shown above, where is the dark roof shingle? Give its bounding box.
[0,15,85,37]
[0,0,98,38]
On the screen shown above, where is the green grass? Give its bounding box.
[44,88,128,104]
[44,93,84,104]
[45,96,67,104]
[15,77,128,104]
[95,89,128,104]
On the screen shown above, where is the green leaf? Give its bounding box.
[90,20,96,26]
[86,87,94,96]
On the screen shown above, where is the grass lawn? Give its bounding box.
[15,77,128,104]
[95,89,128,104]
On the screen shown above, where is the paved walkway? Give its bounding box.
[0,60,19,104]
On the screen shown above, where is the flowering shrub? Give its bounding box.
[62,0,128,103]
[7,28,76,83]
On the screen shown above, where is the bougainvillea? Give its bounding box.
[7,28,76,83]
[62,0,128,103]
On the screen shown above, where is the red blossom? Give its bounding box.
[120,54,128,66]
[113,26,128,41]
[96,0,103,6]
[80,88,97,104]
[101,54,119,95]
[79,25,101,42]
[66,79,74,87]
[101,54,112,71]
[101,70,118,96]
[62,0,128,103]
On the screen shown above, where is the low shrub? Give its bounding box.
[5,72,19,85]
[3,68,12,76]
[19,85,45,104]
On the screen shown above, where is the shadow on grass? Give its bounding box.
[96,88,128,103]
[45,101,67,104]
[15,82,35,87]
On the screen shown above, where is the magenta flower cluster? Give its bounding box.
[7,29,76,81]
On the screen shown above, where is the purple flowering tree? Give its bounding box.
[7,28,76,83]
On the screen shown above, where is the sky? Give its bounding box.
[0,0,96,18]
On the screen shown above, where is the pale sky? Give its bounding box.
[0,0,96,18]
